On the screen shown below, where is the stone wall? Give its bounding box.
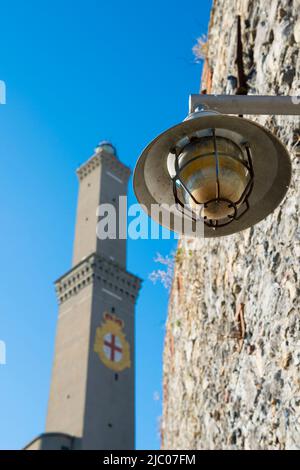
[162,0,300,450]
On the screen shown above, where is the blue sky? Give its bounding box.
[0,0,211,450]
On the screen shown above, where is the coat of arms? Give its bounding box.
[94,313,131,372]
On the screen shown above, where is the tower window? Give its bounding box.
[115,373,118,381]
[111,307,115,313]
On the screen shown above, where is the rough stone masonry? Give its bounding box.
[162,0,300,450]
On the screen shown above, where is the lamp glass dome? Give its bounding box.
[96,141,117,156]
[173,134,253,226]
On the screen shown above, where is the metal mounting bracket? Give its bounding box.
[189,95,300,116]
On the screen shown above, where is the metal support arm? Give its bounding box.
[189,94,300,115]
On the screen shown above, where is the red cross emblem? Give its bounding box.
[103,333,123,362]
[94,313,131,371]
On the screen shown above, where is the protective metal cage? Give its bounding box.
[172,129,254,229]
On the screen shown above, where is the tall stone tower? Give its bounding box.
[25,142,141,450]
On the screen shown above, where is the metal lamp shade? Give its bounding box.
[133,113,292,238]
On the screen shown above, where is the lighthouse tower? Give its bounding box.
[25,142,141,450]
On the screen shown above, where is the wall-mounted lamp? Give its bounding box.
[134,95,298,238]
